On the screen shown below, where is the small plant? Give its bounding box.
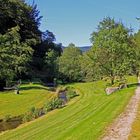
[44,98,63,113]
[22,107,43,122]
[3,114,11,122]
[52,98,63,109]
[22,112,33,122]
[44,101,53,112]
[66,87,77,101]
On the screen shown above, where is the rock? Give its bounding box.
[105,87,119,95]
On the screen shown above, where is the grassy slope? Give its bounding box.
[0,76,137,140]
[129,103,140,140]
[0,84,55,119]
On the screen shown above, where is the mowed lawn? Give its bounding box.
[129,103,140,140]
[0,84,55,119]
[0,76,137,140]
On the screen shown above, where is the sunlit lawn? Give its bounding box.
[0,76,137,140]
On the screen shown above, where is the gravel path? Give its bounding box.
[102,81,140,140]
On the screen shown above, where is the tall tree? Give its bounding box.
[90,17,136,85]
[0,26,33,83]
[58,43,82,82]
[80,52,100,82]
[30,30,62,81]
[133,30,140,76]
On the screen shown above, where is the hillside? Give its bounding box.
[0,77,137,140]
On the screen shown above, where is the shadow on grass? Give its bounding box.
[20,86,48,91]
[127,83,139,88]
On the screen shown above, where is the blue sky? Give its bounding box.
[27,0,140,46]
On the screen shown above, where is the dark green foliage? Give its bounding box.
[0,0,42,44]
[29,32,62,82]
[0,26,33,81]
[0,0,42,84]
[0,0,62,83]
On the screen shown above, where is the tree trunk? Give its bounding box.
[137,71,139,78]
[111,77,114,85]
[0,80,6,91]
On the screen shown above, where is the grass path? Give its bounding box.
[129,103,140,140]
[0,78,137,140]
[103,80,140,140]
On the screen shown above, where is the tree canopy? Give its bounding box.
[58,43,83,82]
[0,0,42,44]
[0,0,139,88]
[90,17,136,84]
[0,26,33,81]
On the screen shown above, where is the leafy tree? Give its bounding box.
[0,26,33,82]
[30,30,62,81]
[90,17,136,85]
[58,43,82,82]
[44,49,60,80]
[133,30,140,76]
[0,0,62,83]
[80,52,100,82]
[0,0,42,81]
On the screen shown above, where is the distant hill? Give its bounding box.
[61,46,91,52]
[79,46,91,52]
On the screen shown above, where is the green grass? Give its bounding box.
[129,103,140,140]
[0,84,55,119]
[0,76,137,140]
